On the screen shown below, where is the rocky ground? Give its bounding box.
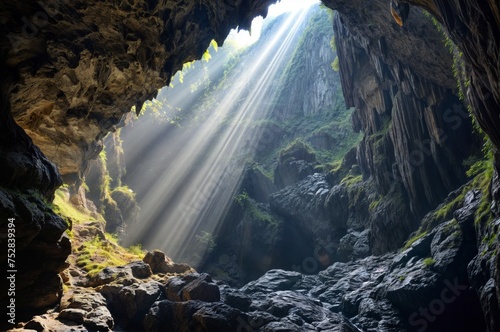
[8,186,488,331]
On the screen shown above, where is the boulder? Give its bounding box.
[165,273,220,302]
[99,281,163,328]
[89,261,152,287]
[143,250,194,274]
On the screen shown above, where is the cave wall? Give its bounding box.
[0,0,276,181]
[323,0,500,329]
[325,0,475,218]
[271,9,340,120]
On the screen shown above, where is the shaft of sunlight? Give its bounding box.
[123,6,312,266]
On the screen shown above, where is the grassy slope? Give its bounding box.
[53,187,144,278]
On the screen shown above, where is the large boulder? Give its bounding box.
[143,250,194,274]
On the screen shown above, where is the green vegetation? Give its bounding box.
[52,186,143,277]
[74,233,141,278]
[195,231,217,254]
[433,192,465,222]
[53,189,101,229]
[280,139,316,161]
[369,195,383,211]
[423,257,436,268]
[402,231,429,251]
[409,145,494,244]
[331,57,340,71]
[424,11,468,101]
[340,174,362,187]
[127,243,146,256]
[236,191,281,228]
[111,185,136,200]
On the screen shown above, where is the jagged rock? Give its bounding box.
[222,289,252,312]
[88,261,152,287]
[241,165,277,203]
[391,231,434,269]
[270,174,334,268]
[99,281,163,328]
[202,198,284,285]
[58,308,86,324]
[143,249,194,275]
[454,189,481,241]
[144,300,203,332]
[324,184,350,231]
[274,160,315,190]
[0,195,71,300]
[165,273,220,302]
[337,229,370,261]
[110,187,140,231]
[60,287,114,331]
[274,142,317,189]
[84,306,114,331]
[323,0,474,223]
[144,300,257,331]
[259,320,307,331]
[0,0,276,313]
[241,270,302,294]
[1,0,277,182]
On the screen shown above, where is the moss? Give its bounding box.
[53,189,100,225]
[127,243,146,256]
[235,192,281,228]
[402,231,428,251]
[74,233,141,278]
[423,257,436,268]
[432,191,466,222]
[471,156,494,225]
[369,195,383,211]
[482,233,497,248]
[111,185,136,200]
[422,153,493,232]
[340,174,362,187]
[280,139,316,162]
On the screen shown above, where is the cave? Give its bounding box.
[1,0,500,331]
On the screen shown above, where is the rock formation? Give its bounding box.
[321,0,500,329]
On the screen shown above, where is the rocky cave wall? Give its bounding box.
[323,0,500,329]
[0,0,277,314]
[325,0,475,219]
[0,0,276,182]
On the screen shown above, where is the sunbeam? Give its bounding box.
[122,5,314,266]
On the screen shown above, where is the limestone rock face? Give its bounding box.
[0,98,68,312]
[324,0,475,219]
[402,0,500,168]
[271,11,340,120]
[321,0,500,329]
[0,0,277,181]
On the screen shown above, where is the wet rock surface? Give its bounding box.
[140,219,484,331]
[10,190,489,332]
